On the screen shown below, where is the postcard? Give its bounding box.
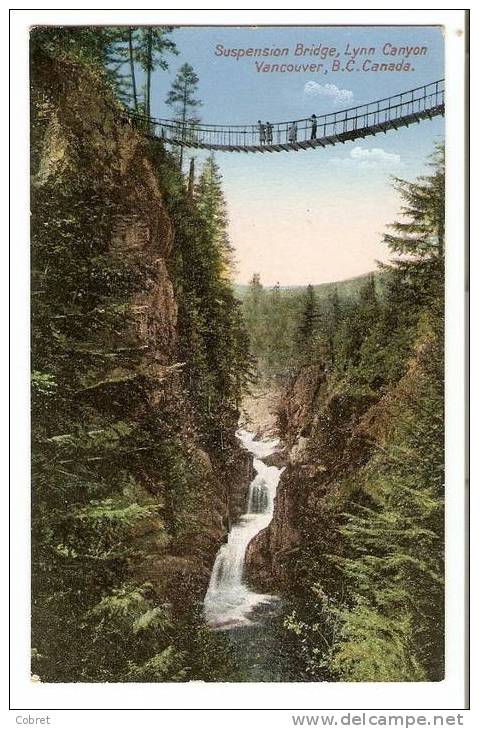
[9,8,469,719]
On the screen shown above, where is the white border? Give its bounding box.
[8,6,467,714]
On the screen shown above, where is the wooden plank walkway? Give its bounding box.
[164,104,444,154]
[131,79,445,155]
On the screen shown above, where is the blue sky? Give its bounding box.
[144,26,444,285]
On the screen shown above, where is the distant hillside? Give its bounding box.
[234,270,388,303]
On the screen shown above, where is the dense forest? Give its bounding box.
[31,27,251,682]
[239,271,389,383]
[30,25,444,684]
[244,145,445,681]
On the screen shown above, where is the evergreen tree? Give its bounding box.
[134,27,178,118]
[151,146,252,449]
[330,315,444,680]
[101,27,143,107]
[385,144,445,321]
[127,27,139,110]
[295,284,318,356]
[195,156,234,276]
[264,284,290,378]
[242,274,267,372]
[385,144,445,260]
[29,25,178,114]
[326,287,341,363]
[281,145,445,682]
[330,149,444,680]
[30,26,118,66]
[245,273,264,312]
[30,28,250,683]
[166,63,202,170]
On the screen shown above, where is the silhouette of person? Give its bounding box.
[258,120,266,145]
[310,114,317,140]
[288,121,298,143]
[266,121,273,144]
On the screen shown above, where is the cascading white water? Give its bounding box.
[203,428,283,629]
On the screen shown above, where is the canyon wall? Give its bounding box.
[245,363,375,593]
[31,50,251,663]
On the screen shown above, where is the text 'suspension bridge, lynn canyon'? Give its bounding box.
[127,79,444,154]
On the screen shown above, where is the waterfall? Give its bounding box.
[203,428,283,629]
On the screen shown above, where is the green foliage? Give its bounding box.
[329,602,427,682]
[31,35,251,683]
[330,336,444,681]
[166,62,202,167]
[195,156,234,274]
[384,143,445,259]
[30,25,444,684]
[133,27,178,77]
[148,145,254,450]
[239,270,392,386]
[241,275,299,382]
[127,647,188,682]
[294,284,319,357]
[277,145,445,682]
[134,27,178,117]
[166,62,202,122]
[30,26,121,68]
[30,25,178,114]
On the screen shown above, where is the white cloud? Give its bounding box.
[329,146,401,170]
[303,81,353,106]
[350,147,400,164]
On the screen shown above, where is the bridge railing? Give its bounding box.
[125,79,444,149]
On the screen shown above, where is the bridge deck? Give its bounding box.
[128,79,445,155]
[167,105,444,153]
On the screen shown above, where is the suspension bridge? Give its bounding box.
[126,79,444,154]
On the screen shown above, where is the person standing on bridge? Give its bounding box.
[310,114,317,140]
[258,120,266,145]
[266,122,273,144]
[288,121,298,143]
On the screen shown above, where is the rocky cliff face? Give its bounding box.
[31,53,250,609]
[245,364,375,592]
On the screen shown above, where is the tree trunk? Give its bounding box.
[187,157,195,198]
[179,81,188,171]
[128,28,138,111]
[437,217,445,258]
[146,28,152,120]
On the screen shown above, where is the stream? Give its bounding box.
[202,429,291,680]
[204,428,282,630]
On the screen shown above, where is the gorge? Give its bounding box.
[30,27,445,685]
